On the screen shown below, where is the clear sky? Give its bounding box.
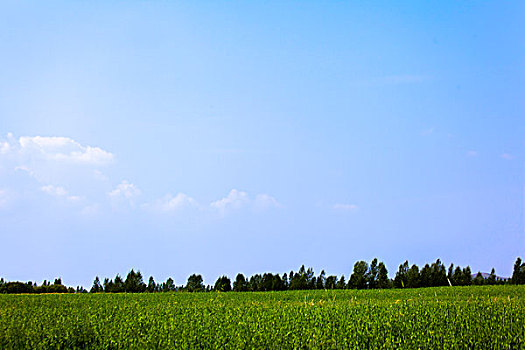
[0,1,523,288]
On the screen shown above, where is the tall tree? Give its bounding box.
[406,264,420,288]
[461,266,472,286]
[349,261,369,289]
[419,264,431,287]
[233,273,248,292]
[186,274,205,292]
[393,261,409,288]
[377,262,391,289]
[147,276,157,293]
[316,270,326,290]
[430,259,447,287]
[214,276,232,292]
[336,275,346,289]
[473,272,485,285]
[512,257,525,284]
[124,269,146,293]
[325,275,337,289]
[90,276,102,293]
[368,259,378,289]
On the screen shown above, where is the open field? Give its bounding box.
[1,285,524,349]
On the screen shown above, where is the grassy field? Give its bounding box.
[0,285,523,349]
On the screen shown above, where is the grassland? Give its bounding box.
[1,285,523,349]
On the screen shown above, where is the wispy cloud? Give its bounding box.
[500,153,514,160]
[108,180,141,207]
[40,184,82,202]
[210,189,250,213]
[255,194,282,210]
[144,193,199,213]
[12,135,114,165]
[466,150,478,157]
[210,189,282,215]
[333,203,359,212]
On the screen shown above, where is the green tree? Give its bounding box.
[90,276,102,293]
[406,264,420,288]
[336,275,346,289]
[349,261,369,289]
[512,257,525,284]
[316,270,326,290]
[368,259,378,289]
[214,276,232,292]
[430,259,447,287]
[419,264,431,287]
[147,276,157,293]
[186,274,204,292]
[393,261,409,288]
[233,273,248,291]
[461,266,472,286]
[473,272,485,285]
[325,275,337,289]
[124,269,146,293]
[377,262,391,289]
[452,266,463,286]
[487,268,497,285]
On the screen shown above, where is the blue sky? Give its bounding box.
[0,1,523,288]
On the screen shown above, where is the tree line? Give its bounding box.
[1,257,525,294]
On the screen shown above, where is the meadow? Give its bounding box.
[1,285,523,349]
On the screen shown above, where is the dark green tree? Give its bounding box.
[487,268,497,285]
[461,266,472,286]
[124,269,146,293]
[147,276,157,292]
[186,274,204,292]
[214,276,232,292]
[233,273,248,292]
[377,262,391,289]
[419,264,431,287]
[349,261,369,289]
[406,264,420,288]
[90,276,102,293]
[325,275,337,289]
[512,257,525,284]
[473,272,485,285]
[368,259,378,289]
[452,266,463,286]
[430,259,447,287]
[336,275,346,289]
[316,270,326,290]
[393,261,409,288]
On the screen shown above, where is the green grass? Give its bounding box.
[1,285,524,349]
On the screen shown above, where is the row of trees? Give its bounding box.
[2,257,524,294]
[87,257,522,293]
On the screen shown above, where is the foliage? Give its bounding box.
[0,286,523,349]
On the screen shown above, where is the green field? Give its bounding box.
[1,285,523,349]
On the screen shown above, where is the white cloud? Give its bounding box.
[109,180,141,199]
[18,136,114,165]
[210,189,250,212]
[501,153,514,160]
[40,184,83,202]
[146,193,199,213]
[108,181,141,207]
[333,203,359,211]
[41,185,68,197]
[255,194,282,209]
[1,133,114,165]
[466,150,478,157]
